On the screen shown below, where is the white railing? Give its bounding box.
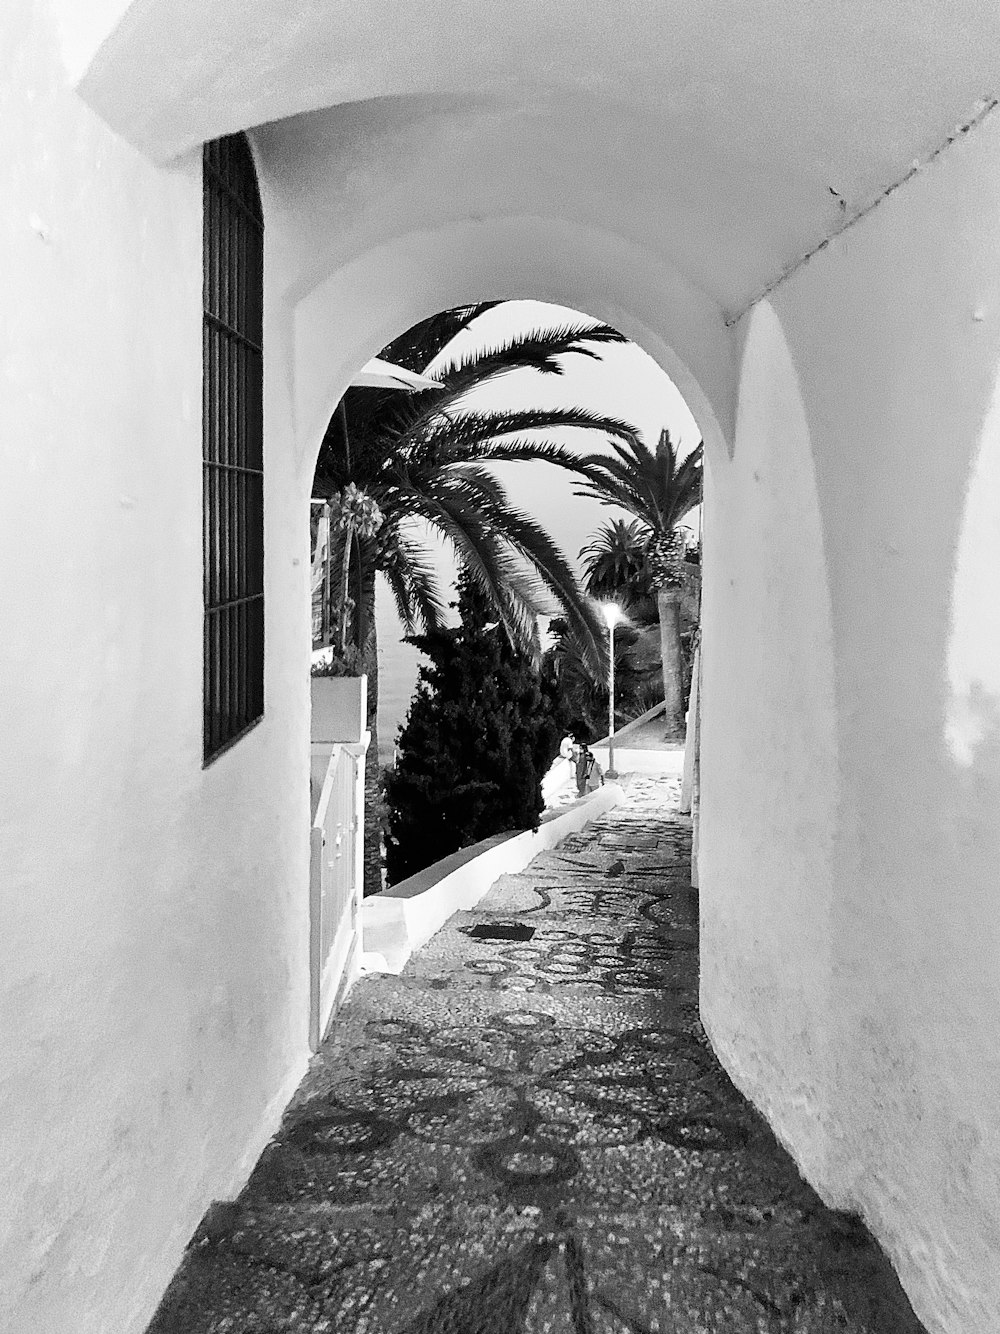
[309,733,368,1050]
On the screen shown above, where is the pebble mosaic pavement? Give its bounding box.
[147,775,926,1334]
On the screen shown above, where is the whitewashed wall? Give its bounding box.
[699,297,840,1187]
[6,0,1000,1329]
[0,12,312,1332]
[699,114,1000,1333]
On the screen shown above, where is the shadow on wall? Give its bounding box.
[703,287,1000,1328]
[798,245,1000,1327]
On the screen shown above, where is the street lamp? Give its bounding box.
[602,603,623,779]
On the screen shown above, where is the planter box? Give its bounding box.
[310,673,367,744]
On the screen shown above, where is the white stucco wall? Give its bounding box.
[700,115,1000,1333]
[1,11,312,1332]
[9,0,1000,1329]
[699,299,839,1187]
[1,11,737,1330]
[786,116,1000,1334]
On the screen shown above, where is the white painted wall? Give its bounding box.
[8,0,1000,1330]
[1,11,735,1331]
[1,11,313,1332]
[699,300,839,1185]
[700,115,1000,1333]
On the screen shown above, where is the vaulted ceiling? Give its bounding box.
[77,0,1000,316]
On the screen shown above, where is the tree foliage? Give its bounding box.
[573,427,703,735]
[580,518,656,612]
[312,308,639,680]
[384,575,569,884]
[541,615,662,743]
[574,428,703,587]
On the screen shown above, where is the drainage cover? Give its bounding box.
[466,923,536,941]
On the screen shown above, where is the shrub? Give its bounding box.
[384,574,568,883]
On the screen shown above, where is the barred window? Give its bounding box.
[202,133,264,764]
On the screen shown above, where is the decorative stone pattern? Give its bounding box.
[146,776,925,1333]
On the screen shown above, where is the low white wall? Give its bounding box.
[541,755,575,804]
[364,784,624,973]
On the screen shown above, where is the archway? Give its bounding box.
[293,273,714,1008]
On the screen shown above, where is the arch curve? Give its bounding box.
[278,213,736,487]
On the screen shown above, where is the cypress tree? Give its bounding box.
[384,573,568,883]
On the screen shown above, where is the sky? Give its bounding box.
[374,299,701,759]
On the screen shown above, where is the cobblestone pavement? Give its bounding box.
[148,775,925,1334]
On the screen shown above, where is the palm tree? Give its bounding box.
[573,428,703,738]
[313,312,639,719]
[312,309,641,895]
[580,518,655,611]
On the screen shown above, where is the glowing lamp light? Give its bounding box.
[602,603,622,778]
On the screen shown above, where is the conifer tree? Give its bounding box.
[384,574,568,883]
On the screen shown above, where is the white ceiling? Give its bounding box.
[80,0,1000,314]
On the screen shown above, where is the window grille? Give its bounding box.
[202,133,264,764]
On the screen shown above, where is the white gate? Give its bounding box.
[309,737,367,1049]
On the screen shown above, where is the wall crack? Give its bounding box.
[724,95,999,328]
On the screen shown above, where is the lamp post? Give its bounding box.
[603,603,622,779]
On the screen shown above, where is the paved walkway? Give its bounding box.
[148,776,925,1334]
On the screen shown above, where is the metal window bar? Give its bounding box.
[203,133,265,764]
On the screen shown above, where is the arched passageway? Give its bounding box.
[228,125,1000,1332]
[6,6,1000,1332]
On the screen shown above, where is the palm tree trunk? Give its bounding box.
[657,587,685,741]
[358,564,383,895]
[337,517,354,654]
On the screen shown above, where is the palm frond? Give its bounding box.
[654,427,678,498]
[391,486,532,646]
[378,302,502,374]
[572,432,691,531]
[668,442,704,525]
[387,466,605,674]
[456,493,607,678]
[444,436,621,471]
[350,323,633,466]
[572,467,648,516]
[393,404,638,469]
[580,518,653,602]
[427,320,630,398]
[421,404,636,453]
[442,464,512,508]
[376,528,448,635]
